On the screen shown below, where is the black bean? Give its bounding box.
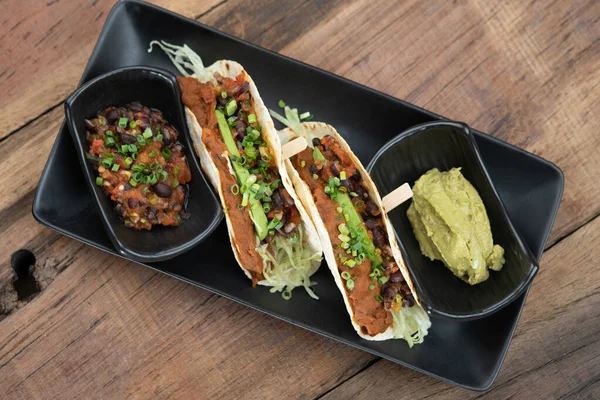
[162,126,173,145]
[272,190,284,211]
[402,295,415,308]
[124,182,134,191]
[85,119,95,130]
[372,226,386,247]
[137,116,151,130]
[383,286,396,300]
[239,81,250,94]
[365,201,380,217]
[312,138,322,147]
[350,169,361,182]
[329,162,340,176]
[130,102,142,112]
[120,133,136,144]
[235,120,246,135]
[105,109,119,124]
[127,198,139,208]
[383,259,396,272]
[309,164,318,174]
[390,271,404,283]
[218,96,228,106]
[364,218,379,230]
[153,182,172,198]
[341,179,356,192]
[114,204,125,217]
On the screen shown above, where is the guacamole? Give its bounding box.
[407,168,504,285]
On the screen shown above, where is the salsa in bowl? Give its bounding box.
[65,66,222,262]
[86,102,191,230]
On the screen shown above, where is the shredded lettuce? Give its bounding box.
[391,304,431,347]
[148,40,213,81]
[256,224,322,300]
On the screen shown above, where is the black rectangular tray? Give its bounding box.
[32,0,563,391]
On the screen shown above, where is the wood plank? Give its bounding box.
[0,222,375,399]
[0,0,222,140]
[321,215,600,399]
[277,0,600,247]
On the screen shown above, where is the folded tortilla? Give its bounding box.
[279,122,430,343]
[179,61,322,296]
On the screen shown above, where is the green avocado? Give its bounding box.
[407,168,505,285]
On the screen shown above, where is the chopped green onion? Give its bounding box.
[338,234,351,242]
[246,175,257,185]
[162,147,171,159]
[111,163,120,172]
[340,171,347,180]
[118,118,128,128]
[155,134,163,142]
[345,260,356,268]
[350,192,358,197]
[341,242,350,249]
[267,218,281,230]
[105,130,114,137]
[160,170,168,181]
[313,147,325,162]
[171,178,179,188]
[124,157,133,167]
[242,192,249,207]
[378,276,389,285]
[95,177,104,186]
[220,91,227,99]
[104,137,115,147]
[369,284,375,291]
[341,271,352,280]
[262,203,270,213]
[129,178,137,187]
[300,160,306,168]
[101,158,113,168]
[290,233,298,244]
[338,223,350,235]
[324,186,331,194]
[312,174,319,180]
[270,179,281,190]
[129,121,137,129]
[248,113,257,124]
[227,116,237,126]
[336,207,343,213]
[231,184,239,195]
[355,200,365,208]
[128,144,137,153]
[132,152,139,160]
[346,280,354,290]
[225,98,237,116]
[278,100,286,108]
[136,135,146,145]
[375,294,384,303]
[143,128,153,139]
[148,150,157,158]
[300,111,311,120]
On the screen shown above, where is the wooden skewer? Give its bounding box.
[381,183,413,212]
[281,136,307,159]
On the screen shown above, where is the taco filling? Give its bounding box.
[290,135,421,337]
[176,74,320,298]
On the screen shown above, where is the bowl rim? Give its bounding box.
[64,65,223,262]
[367,120,539,320]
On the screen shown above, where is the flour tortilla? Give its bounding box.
[183,60,322,285]
[279,122,419,340]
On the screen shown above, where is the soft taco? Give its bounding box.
[273,112,430,345]
[149,41,322,299]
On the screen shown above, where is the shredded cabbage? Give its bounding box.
[391,304,431,347]
[148,40,213,82]
[256,225,322,300]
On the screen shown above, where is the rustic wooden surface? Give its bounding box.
[0,0,598,398]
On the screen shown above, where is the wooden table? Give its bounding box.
[1,0,598,398]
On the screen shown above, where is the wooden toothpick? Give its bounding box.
[381,183,413,212]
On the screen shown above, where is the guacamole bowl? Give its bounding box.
[367,121,539,320]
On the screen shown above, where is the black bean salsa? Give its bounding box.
[86,102,192,230]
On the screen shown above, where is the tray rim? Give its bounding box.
[31,0,565,391]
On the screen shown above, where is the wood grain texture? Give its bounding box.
[0,0,599,398]
[322,215,600,399]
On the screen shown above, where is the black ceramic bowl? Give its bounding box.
[64,66,223,262]
[367,121,538,320]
